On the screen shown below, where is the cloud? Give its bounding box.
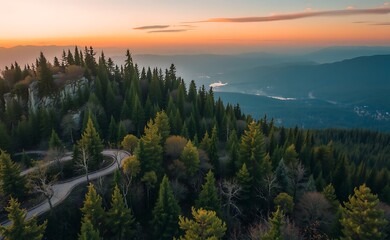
[148,29,189,33]
[133,25,170,30]
[209,81,228,88]
[194,7,390,23]
[371,22,390,25]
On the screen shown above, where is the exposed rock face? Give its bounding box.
[28,77,89,112]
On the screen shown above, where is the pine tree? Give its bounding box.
[238,121,270,184]
[178,207,227,240]
[322,184,339,209]
[80,184,105,232]
[78,117,103,170]
[137,120,163,175]
[275,159,289,193]
[0,198,47,240]
[78,218,100,240]
[107,185,135,239]
[236,163,253,205]
[196,170,221,214]
[283,144,298,166]
[0,151,27,200]
[180,140,200,177]
[263,207,284,240]
[274,193,294,214]
[154,110,170,144]
[340,184,387,240]
[209,126,219,173]
[37,52,54,97]
[151,175,181,240]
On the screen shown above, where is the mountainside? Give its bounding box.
[215,91,390,131]
[218,54,390,109]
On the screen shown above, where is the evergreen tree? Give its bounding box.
[196,170,221,214]
[180,140,200,177]
[275,159,289,193]
[235,163,253,205]
[209,126,220,173]
[263,207,284,240]
[80,184,105,231]
[340,184,387,240]
[0,151,27,200]
[136,120,163,175]
[49,129,63,149]
[0,198,47,240]
[274,193,294,215]
[78,117,103,170]
[178,207,227,240]
[283,144,298,166]
[238,121,270,184]
[151,175,181,240]
[107,115,117,144]
[78,218,100,240]
[37,52,54,97]
[322,184,339,209]
[154,110,170,144]
[107,185,135,239]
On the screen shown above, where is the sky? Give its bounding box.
[1,0,390,53]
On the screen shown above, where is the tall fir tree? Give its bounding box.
[195,170,221,214]
[0,198,47,240]
[80,184,106,232]
[0,151,27,200]
[151,175,181,240]
[78,117,103,170]
[263,207,284,240]
[178,207,227,240]
[238,121,270,184]
[180,140,200,178]
[154,110,170,144]
[340,184,387,240]
[107,185,135,240]
[78,218,100,240]
[136,120,163,175]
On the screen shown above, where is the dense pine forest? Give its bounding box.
[0,46,390,239]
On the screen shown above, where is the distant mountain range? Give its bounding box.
[213,55,390,131]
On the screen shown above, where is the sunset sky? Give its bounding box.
[1,0,390,53]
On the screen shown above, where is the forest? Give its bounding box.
[0,46,390,239]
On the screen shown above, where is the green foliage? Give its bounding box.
[196,170,221,214]
[136,120,163,175]
[78,218,100,240]
[235,163,253,203]
[0,198,47,240]
[151,175,181,240]
[275,159,289,193]
[322,184,339,209]
[77,117,103,170]
[121,134,139,154]
[274,192,294,214]
[180,140,200,177]
[283,144,298,166]
[80,184,105,231]
[49,129,63,150]
[178,207,227,240]
[107,185,135,239]
[154,110,170,144]
[263,207,285,240]
[340,184,387,240]
[0,150,27,200]
[238,121,270,184]
[37,52,55,97]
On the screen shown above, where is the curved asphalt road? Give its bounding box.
[0,149,129,228]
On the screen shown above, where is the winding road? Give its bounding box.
[0,149,129,228]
